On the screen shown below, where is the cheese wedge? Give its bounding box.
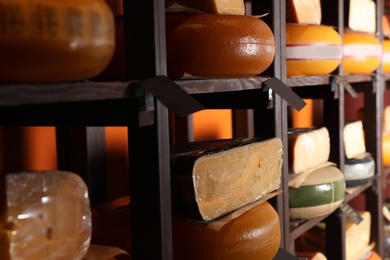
[174,0,245,15]
[170,137,283,222]
[343,120,366,159]
[0,171,91,259]
[289,165,346,220]
[286,0,322,25]
[288,127,330,174]
[346,0,376,34]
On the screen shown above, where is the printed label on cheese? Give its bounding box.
[286,44,342,60]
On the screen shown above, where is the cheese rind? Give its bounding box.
[286,0,322,25]
[2,171,91,259]
[343,120,366,159]
[344,153,375,187]
[171,137,283,222]
[174,0,245,15]
[288,127,330,174]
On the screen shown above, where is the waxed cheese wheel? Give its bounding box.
[383,132,390,166]
[344,153,375,187]
[286,24,342,76]
[92,196,281,260]
[343,31,382,74]
[0,0,115,83]
[289,165,346,220]
[383,40,390,73]
[165,13,275,79]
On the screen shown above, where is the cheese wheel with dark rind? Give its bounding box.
[286,24,342,76]
[165,13,275,79]
[343,31,382,74]
[0,0,115,83]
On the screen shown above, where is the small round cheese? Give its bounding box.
[344,153,375,188]
[383,39,390,73]
[343,31,382,74]
[0,0,115,83]
[165,13,275,79]
[285,24,342,76]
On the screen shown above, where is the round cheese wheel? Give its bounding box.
[383,39,390,73]
[0,0,115,83]
[383,133,390,166]
[343,31,382,74]
[172,201,281,260]
[165,13,275,79]
[285,24,342,76]
[289,165,346,220]
[344,153,375,187]
[92,196,281,260]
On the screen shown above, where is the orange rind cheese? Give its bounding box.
[286,24,342,76]
[165,13,275,79]
[0,0,115,83]
[383,40,390,73]
[343,31,382,74]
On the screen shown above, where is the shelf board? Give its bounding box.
[287,75,331,87]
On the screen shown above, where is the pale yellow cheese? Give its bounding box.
[347,0,376,33]
[345,211,371,260]
[1,171,91,259]
[286,0,322,25]
[174,0,245,15]
[344,120,366,159]
[288,127,330,174]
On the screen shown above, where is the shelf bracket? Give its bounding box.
[330,76,358,99]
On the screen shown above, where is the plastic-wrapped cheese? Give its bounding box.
[0,0,115,83]
[286,0,322,25]
[165,13,275,79]
[174,0,245,15]
[92,196,281,260]
[286,24,342,76]
[343,120,366,159]
[289,165,346,220]
[0,171,91,260]
[343,31,382,74]
[288,127,330,174]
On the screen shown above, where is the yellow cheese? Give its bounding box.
[286,0,322,25]
[1,171,91,259]
[383,40,390,73]
[343,120,366,159]
[174,0,245,15]
[288,127,330,174]
[346,0,376,33]
[0,0,115,83]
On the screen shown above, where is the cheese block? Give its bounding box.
[345,0,376,34]
[288,127,330,174]
[92,197,280,260]
[343,31,382,74]
[0,0,115,83]
[289,165,346,220]
[383,40,390,73]
[286,24,342,76]
[343,120,366,159]
[172,201,281,260]
[174,0,245,15]
[286,0,322,25]
[295,252,327,260]
[344,153,375,187]
[0,171,91,259]
[170,137,283,222]
[165,13,275,79]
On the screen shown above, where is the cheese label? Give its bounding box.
[286,44,342,60]
[344,44,382,58]
[339,201,363,225]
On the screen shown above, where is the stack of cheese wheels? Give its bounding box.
[383,39,390,73]
[289,164,346,220]
[165,13,275,79]
[285,24,342,76]
[91,196,281,260]
[0,0,115,83]
[343,31,382,74]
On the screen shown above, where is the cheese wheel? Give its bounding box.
[383,40,390,73]
[343,31,382,74]
[0,0,115,83]
[172,201,281,260]
[344,153,375,187]
[286,24,342,76]
[289,165,346,220]
[92,197,281,260]
[174,0,245,15]
[383,132,390,166]
[165,13,275,79]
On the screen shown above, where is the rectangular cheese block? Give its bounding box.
[0,171,91,259]
[345,0,376,33]
[288,127,330,174]
[170,137,283,222]
[286,0,322,25]
[343,120,366,159]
